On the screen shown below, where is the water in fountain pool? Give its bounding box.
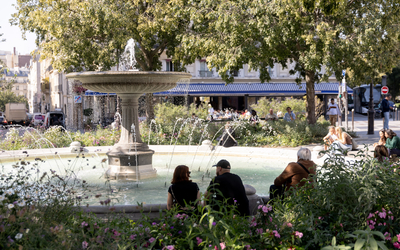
[0,152,287,205]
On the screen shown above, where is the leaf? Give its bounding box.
[376,241,389,250]
[370,231,385,240]
[354,239,365,250]
[369,238,378,250]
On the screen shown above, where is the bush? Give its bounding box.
[272,149,400,249]
[1,150,399,249]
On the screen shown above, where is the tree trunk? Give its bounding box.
[305,71,316,124]
[146,93,155,122]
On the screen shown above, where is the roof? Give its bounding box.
[2,68,29,78]
[85,82,353,96]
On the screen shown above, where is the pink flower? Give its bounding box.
[262,205,272,213]
[220,242,226,249]
[379,211,387,219]
[272,230,280,238]
[130,234,136,240]
[82,241,88,249]
[384,232,391,241]
[367,213,374,219]
[196,237,203,246]
[149,237,156,243]
[286,222,293,228]
[397,234,400,241]
[394,242,400,249]
[165,245,175,250]
[369,225,375,230]
[256,228,263,234]
[295,231,303,238]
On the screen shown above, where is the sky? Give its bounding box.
[0,0,37,55]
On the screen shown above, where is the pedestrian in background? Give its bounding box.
[381,94,394,130]
[327,98,340,126]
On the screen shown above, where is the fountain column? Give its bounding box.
[106,93,155,180]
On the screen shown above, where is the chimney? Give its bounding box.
[13,47,16,55]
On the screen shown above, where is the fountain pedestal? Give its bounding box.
[107,93,155,180]
[66,71,191,181]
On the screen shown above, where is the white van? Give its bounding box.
[44,111,65,128]
[31,113,45,126]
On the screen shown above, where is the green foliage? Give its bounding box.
[141,103,330,147]
[180,0,400,124]
[12,0,190,72]
[251,97,306,118]
[273,150,400,249]
[0,126,120,150]
[386,67,400,99]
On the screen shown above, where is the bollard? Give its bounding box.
[352,109,354,131]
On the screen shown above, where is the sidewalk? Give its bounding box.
[347,113,400,145]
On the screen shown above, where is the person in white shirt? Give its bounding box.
[327,98,340,126]
[265,109,278,121]
[323,126,338,150]
[208,104,215,121]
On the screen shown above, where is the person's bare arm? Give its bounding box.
[167,193,173,210]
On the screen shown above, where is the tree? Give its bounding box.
[386,66,400,99]
[180,0,400,124]
[12,0,191,120]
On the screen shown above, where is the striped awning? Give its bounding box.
[153,82,353,96]
[85,82,352,96]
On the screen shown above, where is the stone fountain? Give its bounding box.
[66,71,191,180]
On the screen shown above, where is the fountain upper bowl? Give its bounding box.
[66,71,192,94]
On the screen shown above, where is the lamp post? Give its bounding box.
[368,79,374,134]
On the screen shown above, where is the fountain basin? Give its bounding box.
[0,145,326,204]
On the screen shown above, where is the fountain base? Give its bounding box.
[106,145,156,180]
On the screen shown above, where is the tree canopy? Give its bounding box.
[180,0,400,123]
[12,0,191,119]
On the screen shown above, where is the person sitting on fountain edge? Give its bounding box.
[167,165,200,212]
[205,159,250,216]
[270,148,316,200]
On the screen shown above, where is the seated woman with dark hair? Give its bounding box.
[374,145,389,162]
[385,129,400,156]
[373,129,387,147]
[167,165,200,210]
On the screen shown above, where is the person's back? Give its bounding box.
[169,181,199,208]
[167,165,200,212]
[208,172,249,216]
[274,160,316,191]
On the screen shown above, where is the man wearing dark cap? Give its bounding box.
[205,159,250,216]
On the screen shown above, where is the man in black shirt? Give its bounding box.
[205,159,250,216]
[382,94,394,130]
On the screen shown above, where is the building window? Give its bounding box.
[16,86,19,90]
[166,60,174,71]
[231,70,239,77]
[199,61,212,77]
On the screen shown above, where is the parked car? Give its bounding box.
[31,113,45,126]
[0,116,7,126]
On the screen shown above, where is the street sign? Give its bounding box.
[381,86,389,95]
[74,95,82,104]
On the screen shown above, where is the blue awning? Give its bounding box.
[84,82,352,96]
[153,82,353,96]
[85,91,116,96]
